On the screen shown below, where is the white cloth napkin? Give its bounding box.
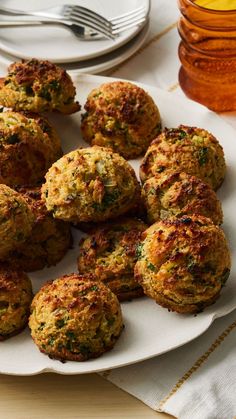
[98,1,236,418]
[101,310,236,419]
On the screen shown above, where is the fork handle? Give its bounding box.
[0,21,43,26]
[0,7,61,19]
[0,15,66,23]
[0,7,34,16]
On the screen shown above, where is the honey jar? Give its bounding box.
[177,0,236,111]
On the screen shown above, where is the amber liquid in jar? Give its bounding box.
[178,0,236,111]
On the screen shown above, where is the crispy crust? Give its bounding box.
[29,273,123,361]
[142,170,223,225]
[134,215,231,314]
[81,81,161,159]
[0,265,33,338]
[140,126,226,190]
[77,217,147,301]
[0,59,80,114]
[0,111,62,187]
[0,185,34,259]
[151,289,221,314]
[41,146,140,223]
[7,187,72,271]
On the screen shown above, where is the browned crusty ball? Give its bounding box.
[77,217,147,301]
[0,59,80,114]
[6,187,72,272]
[140,126,226,190]
[41,146,140,223]
[134,215,231,314]
[29,274,123,362]
[0,184,34,259]
[142,170,223,225]
[0,265,33,340]
[0,111,62,187]
[81,81,161,159]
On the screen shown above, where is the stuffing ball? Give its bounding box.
[29,273,123,361]
[0,59,80,114]
[140,126,226,190]
[41,146,140,223]
[0,185,34,259]
[142,170,223,225]
[134,215,231,314]
[6,187,72,272]
[0,265,33,340]
[77,218,147,301]
[81,81,161,159]
[0,111,62,187]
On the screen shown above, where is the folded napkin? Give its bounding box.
[101,309,236,419]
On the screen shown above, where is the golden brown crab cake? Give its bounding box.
[0,59,80,114]
[134,215,231,314]
[77,218,147,301]
[140,126,226,190]
[142,170,223,225]
[41,146,140,223]
[0,184,34,259]
[0,265,33,340]
[6,187,72,272]
[29,273,123,362]
[0,111,62,187]
[81,81,161,159]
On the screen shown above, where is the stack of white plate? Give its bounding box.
[0,0,150,73]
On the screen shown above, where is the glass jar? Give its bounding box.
[177,0,236,111]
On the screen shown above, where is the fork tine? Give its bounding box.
[69,13,116,39]
[110,6,146,24]
[111,8,147,28]
[70,10,114,37]
[70,5,147,30]
[68,5,111,27]
[70,6,147,37]
[112,16,147,34]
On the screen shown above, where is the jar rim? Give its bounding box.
[186,0,236,14]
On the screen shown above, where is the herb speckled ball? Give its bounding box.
[134,215,231,313]
[29,274,123,361]
[140,126,226,190]
[81,81,161,159]
[41,146,140,223]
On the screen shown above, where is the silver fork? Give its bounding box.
[0,4,148,40]
[0,20,102,40]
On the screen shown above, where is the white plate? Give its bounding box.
[0,74,236,376]
[0,0,149,63]
[0,22,149,75]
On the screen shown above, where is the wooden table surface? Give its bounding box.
[0,373,175,418]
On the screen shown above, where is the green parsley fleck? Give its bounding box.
[198,147,208,166]
[178,130,187,139]
[55,319,66,329]
[136,243,144,259]
[147,262,157,272]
